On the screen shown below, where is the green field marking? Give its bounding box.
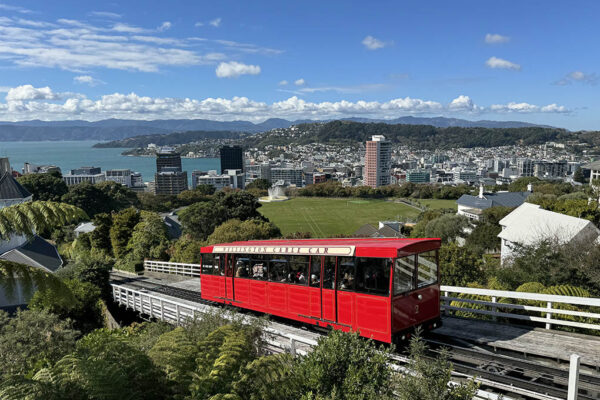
[259,197,429,237]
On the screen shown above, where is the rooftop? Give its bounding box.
[457,191,531,210]
[0,172,32,200]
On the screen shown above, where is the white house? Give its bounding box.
[497,202,600,264]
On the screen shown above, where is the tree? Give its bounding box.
[214,190,264,221]
[169,234,203,263]
[9,330,168,400]
[61,182,108,217]
[246,179,271,191]
[127,211,170,261]
[0,201,87,239]
[29,278,104,334]
[412,213,468,243]
[0,309,78,379]
[395,334,478,400]
[64,250,113,299]
[18,172,68,202]
[207,219,281,245]
[508,176,540,192]
[148,327,196,396]
[89,212,112,254]
[293,330,394,400]
[573,167,585,183]
[194,184,217,196]
[439,243,485,286]
[179,201,227,240]
[96,181,140,211]
[109,207,140,258]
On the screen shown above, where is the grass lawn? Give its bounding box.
[259,197,422,237]
[417,199,458,210]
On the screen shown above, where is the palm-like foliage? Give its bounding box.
[0,201,87,239]
[0,201,88,300]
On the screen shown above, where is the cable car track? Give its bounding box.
[110,275,600,400]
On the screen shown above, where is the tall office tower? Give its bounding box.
[156,147,182,172]
[220,146,244,172]
[364,135,392,188]
[155,148,187,195]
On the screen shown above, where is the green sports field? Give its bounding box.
[259,197,457,237]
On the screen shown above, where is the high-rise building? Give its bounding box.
[155,167,188,195]
[155,148,187,194]
[270,167,304,187]
[220,146,244,172]
[156,147,182,172]
[517,159,535,177]
[407,170,431,183]
[364,135,391,188]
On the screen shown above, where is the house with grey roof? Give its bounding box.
[497,202,600,264]
[0,167,64,309]
[353,221,404,238]
[456,185,532,221]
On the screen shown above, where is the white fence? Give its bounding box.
[441,285,600,332]
[144,260,200,277]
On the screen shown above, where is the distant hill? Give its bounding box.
[93,130,249,148]
[0,116,560,141]
[245,120,574,150]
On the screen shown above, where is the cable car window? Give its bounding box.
[417,251,438,288]
[322,257,336,289]
[337,257,356,291]
[394,255,415,295]
[269,257,289,283]
[235,256,251,278]
[250,255,267,280]
[289,255,309,285]
[225,255,234,277]
[201,254,216,275]
[355,257,390,296]
[309,256,321,287]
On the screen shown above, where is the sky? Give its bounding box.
[0,0,598,130]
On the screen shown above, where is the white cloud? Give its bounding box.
[74,75,104,86]
[89,11,122,19]
[215,61,261,78]
[5,85,59,101]
[485,33,510,44]
[297,83,388,94]
[278,80,288,86]
[194,22,204,27]
[490,101,568,113]
[0,3,32,14]
[485,56,521,71]
[448,95,482,112]
[0,16,271,72]
[209,18,222,27]
[362,35,388,50]
[0,85,571,121]
[111,22,147,33]
[157,21,171,32]
[555,71,597,86]
[294,78,305,86]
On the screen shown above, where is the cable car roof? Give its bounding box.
[201,238,441,258]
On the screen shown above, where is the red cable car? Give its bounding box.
[200,238,441,343]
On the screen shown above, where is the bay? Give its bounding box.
[0,140,220,185]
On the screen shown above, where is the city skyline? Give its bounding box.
[0,1,598,130]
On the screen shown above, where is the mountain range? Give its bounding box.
[0,116,557,141]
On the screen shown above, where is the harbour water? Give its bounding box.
[0,141,220,184]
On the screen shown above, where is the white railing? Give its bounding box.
[440,285,600,332]
[144,260,200,277]
[111,283,317,354]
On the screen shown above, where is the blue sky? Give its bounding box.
[0,0,598,130]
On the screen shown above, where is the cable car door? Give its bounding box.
[321,256,337,323]
[224,254,235,302]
